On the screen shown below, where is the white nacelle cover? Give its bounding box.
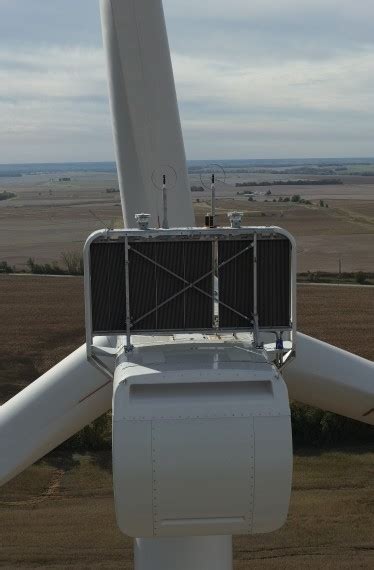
[112,342,292,538]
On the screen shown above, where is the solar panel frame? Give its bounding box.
[85,228,296,350]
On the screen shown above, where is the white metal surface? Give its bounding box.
[112,340,292,538]
[284,333,374,425]
[0,337,114,487]
[134,536,233,570]
[100,0,194,228]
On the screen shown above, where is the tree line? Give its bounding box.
[59,404,373,451]
[236,178,343,187]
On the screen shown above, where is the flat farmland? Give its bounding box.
[196,197,374,272]
[1,171,374,272]
[0,449,373,569]
[0,275,85,403]
[0,277,373,568]
[328,199,374,223]
[1,277,374,403]
[0,176,122,267]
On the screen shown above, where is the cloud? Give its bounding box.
[165,0,374,62]
[174,50,374,114]
[0,0,102,46]
[0,46,107,99]
[0,0,374,161]
[0,45,113,162]
[172,47,374,158]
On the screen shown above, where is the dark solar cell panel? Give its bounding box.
[128,242,158,330]
[218,240,254,328]
[129,240,213,331]
[89,234,292,335]
[257,239,291,328]
[183,241,213,329]
[152,241,187,330]
[90,242,127,333]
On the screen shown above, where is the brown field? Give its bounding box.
[297,284,374,361]
[0,449,373,569]
[328,200,374,224]
[0,172,123,267]
[0,276,85,403]
[1,171,374,272]
[196,197,374,272]
[1,276,374,403]
[0,277,373,568]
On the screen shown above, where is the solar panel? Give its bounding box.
[90,242,127,334]
[218,240,254,328]
[257,239,291,328]
[87,228,294,337]
[90,239,213,334]
[129,241,213,331]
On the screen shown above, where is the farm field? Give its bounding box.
[195,197,374,273]
[0,277,373,568]
[1,169,374,272]
[1,276,374,403]
[0,448,373,569]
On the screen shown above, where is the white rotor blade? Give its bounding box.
[283,333,374,425]
[0,338,114,487]
[100,0,195,228]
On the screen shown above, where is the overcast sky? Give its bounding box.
[0,0,374,163]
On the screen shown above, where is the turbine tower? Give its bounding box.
[0,2,373,570]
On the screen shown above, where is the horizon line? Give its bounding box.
[1,156,374,168]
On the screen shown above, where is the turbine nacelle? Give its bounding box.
[113,340,292,538]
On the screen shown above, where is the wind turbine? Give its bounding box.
[0,2,373,570]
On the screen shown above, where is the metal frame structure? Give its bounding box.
[84,226,297,376]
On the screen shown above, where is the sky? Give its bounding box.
[0,0,374,163]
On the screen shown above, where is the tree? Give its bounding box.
[27,258,36,273]
[0,261,13,273]
[61,251,84,275]
[356,272,367,285]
